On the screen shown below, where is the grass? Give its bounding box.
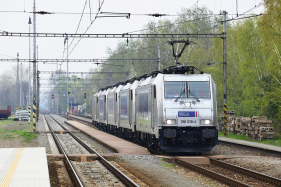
[0,129,37,143]
[159,158,174,168]
[218,131,281,147]
[0,116,37,143]
[0,116,16,125]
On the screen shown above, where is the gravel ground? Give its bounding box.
[48,158,74,187]
[45,115,64,131]
[57,133,89,154]
[223,157,281,179]
[52,114,67,124]
[110,155,204,187]
[37,115,52,154]
[71,161,125,187]
[201,163,276,187]
[72,132,116,154]
[52,114,116,154]
[204,142,276,156]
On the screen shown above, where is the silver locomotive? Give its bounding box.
[92,66,218,153]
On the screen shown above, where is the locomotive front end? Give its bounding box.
[159,74,218,152]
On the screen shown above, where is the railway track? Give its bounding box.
[218,140,281,157]
[62,114,281,187]
[45,114,139,187]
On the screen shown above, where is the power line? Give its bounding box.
[224,13,262,22]
[0,53,16,59]
[68,0,106,57]
[127,15,214,34]
[67,0,89,52]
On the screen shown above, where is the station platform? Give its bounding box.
[219,136,281,153]
[65,120,150,155]
[0,147,50,187]
[70,114,91,122]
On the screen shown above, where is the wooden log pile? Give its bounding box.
[219,111,275,141]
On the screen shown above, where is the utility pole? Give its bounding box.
[158,42,161,71]
[65,35,69,119]
[32,0,37,131]
[36,45,39,121]
[28,17,32,118]
[37,70,39,122]
[89,83,92,114]
[74,78,76,104]
[223,11,227,136]
[20,53,22,109]
[54,93,55,113]
[16,53,19,110]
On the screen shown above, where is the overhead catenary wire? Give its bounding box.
[0,53,16,59]
[67,0,106,57]
[67,0,89,52]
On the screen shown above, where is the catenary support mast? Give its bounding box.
[223,11,227,136]
[32,0,37,131]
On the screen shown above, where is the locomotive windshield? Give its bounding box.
[165,82,186,98]
[165,81,210,99]
[189,82,210,98]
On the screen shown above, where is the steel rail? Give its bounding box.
[176,158,251,187]
[43,115,84,187]
[210,158,281,186]
[49,114,139,187]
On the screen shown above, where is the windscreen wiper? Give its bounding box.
[189,90,200,102]
[174,89,185,102]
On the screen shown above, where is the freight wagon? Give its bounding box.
[0,106,11,119]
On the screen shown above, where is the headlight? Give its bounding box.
[185,102,191,107]
[166,119,176,124]
[201,119,211,125]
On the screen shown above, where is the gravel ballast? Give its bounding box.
[110,155,204,187]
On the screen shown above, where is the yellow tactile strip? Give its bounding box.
[0,148,24,187]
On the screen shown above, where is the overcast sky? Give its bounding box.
[0,0,264,82]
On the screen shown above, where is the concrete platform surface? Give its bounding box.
[69,115,91,123]
[0,147,50,187]
[65,120,150,155]
[219,136,281,152]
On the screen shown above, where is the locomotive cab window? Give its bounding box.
[188,82,210,98]
[164,82,186,98]
[164,81,210,99]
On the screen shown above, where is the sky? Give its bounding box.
[0,0,264,83]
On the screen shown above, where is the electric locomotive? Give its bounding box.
[92,65,218,153]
